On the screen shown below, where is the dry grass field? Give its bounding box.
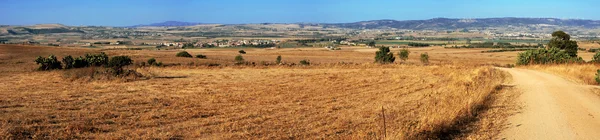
[1,44,515,139]
[524,64,600,85]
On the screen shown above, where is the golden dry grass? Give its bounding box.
[0,44,511,139]
[524,64,600,85]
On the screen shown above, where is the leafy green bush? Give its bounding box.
[398,49,410,62]
[196,54,207,59]
[276,55,282,64]
[108,56,133,75]
[300,59,310,65]
[516,48,583,65]
[596,70,600,85]
[375,47,395,64]
[62,55,75,69]
[239,50,246,54]
[62,55,88,69]
[85,52,109,67]
[592,52,600,63]
[147,58,156,65]
[35,55,62,70]
[72,56,88,68]
[420,53,429,64]
[176,51,193,58]
[235,55,244,64]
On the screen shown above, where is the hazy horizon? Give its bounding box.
[1,0,598,26]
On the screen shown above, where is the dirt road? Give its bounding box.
[498,68,600,139]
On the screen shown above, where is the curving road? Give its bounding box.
[498,68,600,140]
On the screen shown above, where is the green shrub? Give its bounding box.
[592,52,600,63]
[235,55,244,64]
[196,54,207,59]
[62,55,74,69]
[35,55,62,70]
[85,52,109,67]
[398,49,410,62]
[63,55,88,69]
[239,50,246,54]
[108,56,133,75]
[176,51,193,57]
[276,55,282,64]
[516,48,583,65]
[420,53,429,64]
[375,47,395,64]
[73,56,88,68]
[300,59,310,65]
[596,70,600,85]
[147,58,156,65]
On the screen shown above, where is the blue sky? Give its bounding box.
[0,0,598,26]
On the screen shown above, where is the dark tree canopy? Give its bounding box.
[551,31,570,41]
[548,31,578,57]
[367,41,376,47]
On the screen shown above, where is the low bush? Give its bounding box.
[420,53,429,64]
[62,55,75,69]
[35,55,62,70]
[596,70,600,85]
[147,58,156,65]
[196,54,207,59]
[592,52,600,63]
[516,48,583,65]
[398,49,410,62]
[235,55,244,64]
[72,56,88,68]
[85,52,109,67]
[300,59,310,65]
[375,47,395,64]
[176,51,193,58]
[108,56,133,75]
[276,55,282,64]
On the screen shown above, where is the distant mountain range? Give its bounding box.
[130,18,600,30]
[321,18,600,30]
[130,21,202,27]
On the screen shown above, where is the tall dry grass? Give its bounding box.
[0,44,510,139]
[525,64,600,85]
[0,64,506,139]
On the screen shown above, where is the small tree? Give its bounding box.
[35,55,62,70]
[108,56,133,75]
[300,59,310,65]
[239,50,246,54]
[196,54,207,59]
[276,55,282,64]
[235,55,244,64]
[548,31,578,57]
[147,58,156,66]
[176,51,193,57]
[375,47,395,64]
[420,53,429,64]
[398,49,410,62]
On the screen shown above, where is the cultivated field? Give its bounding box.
[0,44,521,139]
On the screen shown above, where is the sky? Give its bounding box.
[0,0,598,26]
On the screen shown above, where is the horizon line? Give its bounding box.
[2,17,599,27]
